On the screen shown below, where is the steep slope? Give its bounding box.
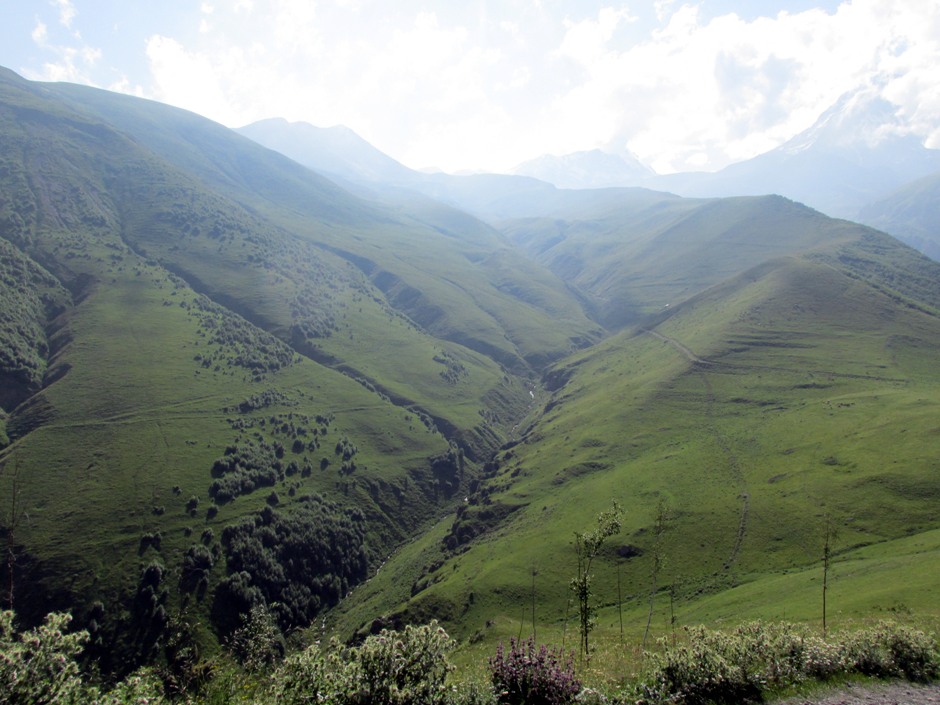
[0,66,597,670]
[0,65,482,667]
[334,244,940,643]
[45,78,602,373]
[857,171,940,262]
[503,194,878,328]
[236,118,416,185]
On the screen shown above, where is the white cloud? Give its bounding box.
[27,13,101,84]
[123,0,940,173]
[544,1,940,173]
[32,21,48,45]
[145,35,243,122]
[557,7,636,66]
[52,0,76,28]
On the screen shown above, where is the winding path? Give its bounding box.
[642,328,750,576]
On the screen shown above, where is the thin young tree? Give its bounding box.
[531,566,538,641]
[1,454,25,610]
[643,499,669,650]
[822,514,838,637]
[571,500,623,659]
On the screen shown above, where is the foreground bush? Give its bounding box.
[4,607,937,705]
[489,637,581,705]
[0,610,88,705]
[265,621,454,705]
[0,610,167,705]
[640,620,940,705]
[842,622,939,682]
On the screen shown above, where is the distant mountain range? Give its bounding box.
[652,88,940,220]
[238,85,940,259]
[856,171,940,261]
[510,148,653,189]
[237,118,415,185]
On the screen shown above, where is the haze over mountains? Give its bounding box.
[3,65,940,674]
[238,85,940,262]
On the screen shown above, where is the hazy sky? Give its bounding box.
[2,1,939,174]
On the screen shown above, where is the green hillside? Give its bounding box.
[3,65,940,680]
[858,171,940,261]
[502,194,879,327]
[0,67,595,670]
[45,78,603,372]
[333,249,940,647]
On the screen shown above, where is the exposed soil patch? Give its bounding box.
[775,682,940,705]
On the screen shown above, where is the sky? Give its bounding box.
[2,0,939,174]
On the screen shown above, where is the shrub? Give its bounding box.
[354,621,455,705]
[90,668,166,704]
[229,604,285,672]
[0,610,88,705]
[490,637,580,705]
[842,621,939,682]
[266,621,454,705]
[642,626,758,705]
[266,638,352,705]
[640,621,940,705]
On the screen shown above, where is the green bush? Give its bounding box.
[355,622,455,705]
[90,668,167,705]
[265,638,352,705]
[229,605,285,672]
[842,621,939,682]
[642,625,761,705]
[0,610,88,705]
[264,621,454,705]
[641,620,940,705]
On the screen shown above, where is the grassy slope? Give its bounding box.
[331,250,940,648]
[0,68,574,656]
[857,171,940,261]
[0,70,460,652]
[503,195,873,327]
[1,68,561,451]
[47,81,603,372]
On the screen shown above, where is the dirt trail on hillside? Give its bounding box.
[644,328,750,574]
[694,354,750,573]
[640,328,905,383]
[640,324,909,570]
[775,682,940,705]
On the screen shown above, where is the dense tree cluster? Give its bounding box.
[434,350,468,385]
[189,295,295,378]
[289,283,339,341]
[212,498,370,635]
[208,441,282,503]
[130,560,170,663]
[226,389,292,413]
[179,545,214,596]
[0,239,71,410]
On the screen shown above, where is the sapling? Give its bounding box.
[571,500,623,659]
